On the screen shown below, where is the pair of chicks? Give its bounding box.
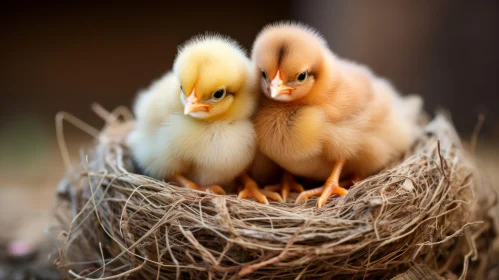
[127,22,422,208]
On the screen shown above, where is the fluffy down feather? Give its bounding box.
[252,22,423,205]
[127,35,257,190]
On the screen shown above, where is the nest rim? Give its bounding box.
[53,109,492,280]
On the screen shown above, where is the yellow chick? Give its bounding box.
[251,22,423,207]
[127,35,281,203]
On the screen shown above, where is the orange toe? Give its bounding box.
[295,186,324,204]
[282,172,304,202]
[261,189,284,202]
[203,185,226,195]
[295,185,348,207]
[172,174,226,194]
[264,173,304,202]
[238,174,283,204]
[238,184,283,204]
[238,187,268,204]
[317,185,348,208]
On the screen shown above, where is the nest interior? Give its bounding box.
[53,110,498,280]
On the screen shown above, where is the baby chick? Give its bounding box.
[252,22,422,207]
[127,35,281,203]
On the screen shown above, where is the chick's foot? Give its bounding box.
[264,172,304,202]
[238,173,283,204]
[295,184,348,206]
[172,174,226,195]
[295,159,349,208]
[295,186,325,204]
[200,185,226,195]
[317,184,348,208]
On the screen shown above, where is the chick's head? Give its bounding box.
[174,35,256,121]
[252,22,328,102]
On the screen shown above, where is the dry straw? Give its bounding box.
[53,106,498,279]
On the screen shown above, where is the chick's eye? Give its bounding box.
[212,89,226,101]
[261,71,268,81]
[297,71,308,83]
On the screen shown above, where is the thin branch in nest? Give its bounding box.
[55,111,100,170]
[437,140,451,185]
[470,113,485,157]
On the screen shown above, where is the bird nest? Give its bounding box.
[53,107,498,280]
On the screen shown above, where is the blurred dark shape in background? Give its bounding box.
[0,1,497,276]
[1,1,498,143]
[296,0,498,140]
[0,1,293,142]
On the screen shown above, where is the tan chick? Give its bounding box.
[127,35,282,203]
[251,22,423,207]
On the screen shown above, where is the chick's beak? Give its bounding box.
[184,89,212,115]
[269,70,295,98]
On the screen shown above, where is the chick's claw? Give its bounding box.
[317,184,348,208]
[201,185,226,195]
[238,173,283,204]
[315,159,348,208]
[295,185,348,207]
[238,186,281,204]
[295,186,324,204]
[264,172,304,202]
[172,173,226,195]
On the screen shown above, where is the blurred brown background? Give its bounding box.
[0,0,498,277]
